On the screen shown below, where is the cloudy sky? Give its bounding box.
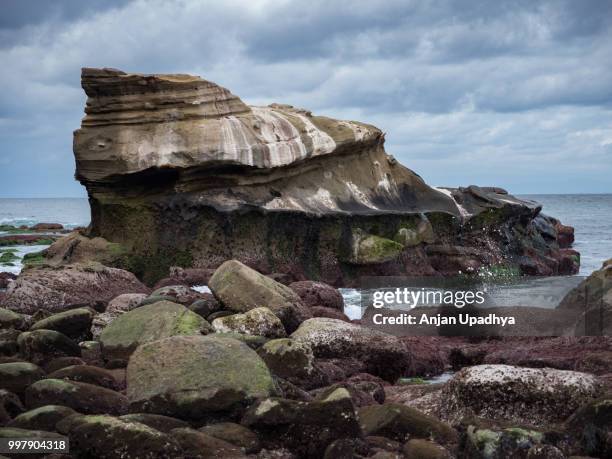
[0,0,611,197]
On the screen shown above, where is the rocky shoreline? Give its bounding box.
[0,68,609,458]
[0,258,610,458]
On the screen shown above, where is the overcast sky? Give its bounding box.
[0,0,611,197]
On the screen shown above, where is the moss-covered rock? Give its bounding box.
[25,379,128,415]
[0,308,28,330]
[30,307,94,341]
[7,405,77,432]
[290,318,410,382]
[257,338,315,381]
[212,307,286,338]
[464,425,545,459]
[242,387,361,458]
[169,427,246,458]
[47,365,121,391]
[566,396,612,458]
[0,362,45,396]
[402,439,451,459]
[17,329,81,365]
[60,414,182,459]
[200,422,261,454]
[358,403,457,445]
[99,300,211,363]
[127,335,277,420]
[208,260,311,333]
[344,231,404,265]
[118,413,189,433]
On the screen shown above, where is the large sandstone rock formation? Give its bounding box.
[66,67,577,284]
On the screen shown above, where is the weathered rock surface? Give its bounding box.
[99,300,210,363]
[30,307,94,341]
[209,260,311,332]
[242,387,362,458]
[25,379,128,415]
[17,330,81,365]
[7,405,78,432]
[212,307,286,338]
[126,335,277,420]
[66,68,577,285]
[59,415,182,459]
[291,318,410,382]
[2,263,150,314]
[440,364,602,426]
[288,280,344,310]
[90,293,148,339]
[0,362,45,396]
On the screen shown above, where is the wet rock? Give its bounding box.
[309,306,351,321]
[48,365,121,391]
[0,329,20,356]
[0,362,45,396]
[209,260,311,333]
[291,318,410,382]
[154,266,214,289]
[150,284,204,306]
[7,405,77,432]
[402,439,451,459]
[0,307,28,330]
[242,388,362,458]
[189,293,222,318]
[343,231,404,265]
[127,335,276,420]
[44,356,86,374]
[464,426,546,459]
[566,396,612,458]
[0,390,24,426]
[170,427,247,458]
[311,373,386,407]
[90,293,147,339]
[213,332,270,349]
[60,414,182,459]
[200,422,261,453]
[212,307,287,338]
[17,330,81,365]
[118,413,189,433]
[99,300,211,363]
[0,272,17,290]
[257,338,315,383]
[288,281,344,311]
[275,378,314,402]
[2,263,150,314]
[25,379,128,415]
[442,364,602,427]
[358,403,457,445]
[323,437,370,459]
[527,445,566,458]
[30,307,94,341]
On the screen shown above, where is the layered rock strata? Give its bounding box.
[69,68,578,284]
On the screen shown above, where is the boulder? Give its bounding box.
[209,260,311,333]
[291,318,410,382]
[118,413,189,433]
[344,231,404,265]
[566,396,612,457]
[2,263,150,314]
[170,427,246,458]
[257,338,315,382]
[0,272,17,290]
[312,374,386,407]
[25,379,128,415]
[189,293,223,318]
[358,403,457,445]
[212,307,287,338]
[0,390,24,426]
[441,364,602,426]
[464,426,547,459]
[242,388,362,458]
[90,293,147,339]
[0,308,28,330]
[44,356,86,374]
[17,330,81,365]
[7,405,78,432]
[288,281,344,311]
[402,439,451,459]
[127,335,276,420]
[0,362,45,396]
[30,307,94,341]
[309,306,351,321]
[0,329,20,356]
[59,414,182,459]
[200,422,261,453]
[99,300,211,363]
[149,284,204,306]
[47,365,122,391]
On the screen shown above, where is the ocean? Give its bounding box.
[1,195,611,319]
